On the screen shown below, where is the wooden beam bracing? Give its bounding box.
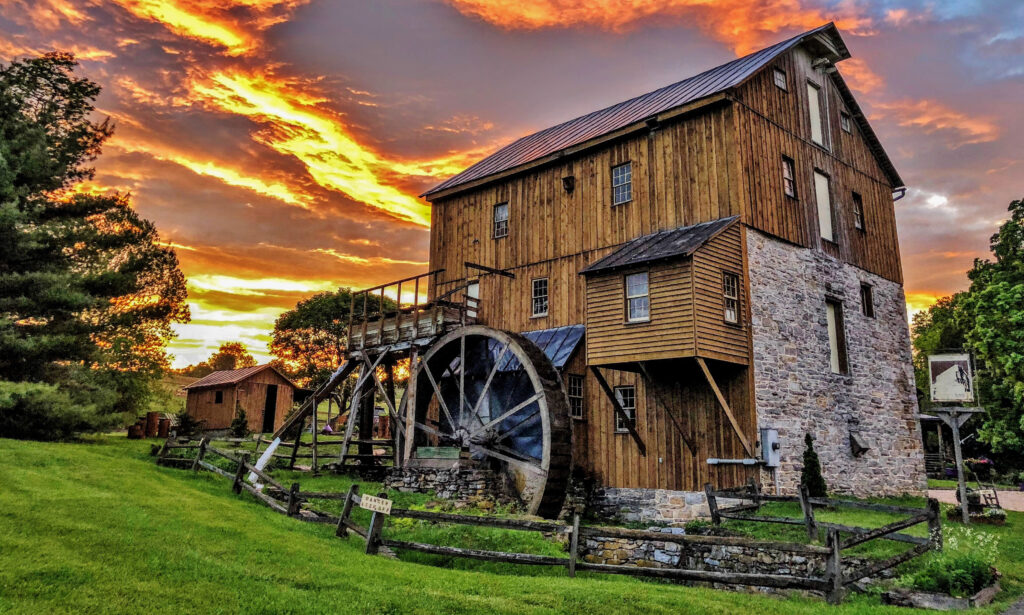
[697,357,754,457]
[589,365,647,456]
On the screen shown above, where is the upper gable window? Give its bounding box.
[773,68,788,91]
[807,82,826,147]
[852,191,866,231]
[840,111,852,134]
[625,272,650,322]
[723,272,740,325]
[531,277,549,317]
[782,156,797,199]
[493,202,509,239]
[612,162,632,206]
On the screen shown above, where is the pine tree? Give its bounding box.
[801,433,828,497]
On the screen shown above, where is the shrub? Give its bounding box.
[899,526,999,597]
[0,380,120,440]
[229,405,248,438]
[800,433,827,497]
[684,519,712,534]
[175,411,202,438]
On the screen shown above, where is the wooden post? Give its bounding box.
[232,453,250,494]
[568,514,580,578]
[311,394,319,476]
[288,418,303,469]
[824,528,844,604]
[336,484,360,538]
[403,348,419,463]
[798,484,818,543]
[927,497,943,551]
[191,437,208,472]
[949,413,971,525]
[358,370,376,462]
[704,483,721,526]
[287,482,301,517]
[157,437,171,464]
[364,492,387,555]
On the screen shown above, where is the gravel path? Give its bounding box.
[928,489,1024,512]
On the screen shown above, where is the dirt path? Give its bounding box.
[928,489,1024,512]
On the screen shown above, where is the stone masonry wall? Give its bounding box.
[384,464,503,501]
[592,487,744,524]
[746,229,926,496]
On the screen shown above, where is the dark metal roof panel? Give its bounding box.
[423,24,838,198]
[580,216,739,275]
[521,325,585,369]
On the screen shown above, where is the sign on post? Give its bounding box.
[359,494,393,515]
[928,353,974,403]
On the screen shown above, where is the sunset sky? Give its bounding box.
[1,0,1021,367]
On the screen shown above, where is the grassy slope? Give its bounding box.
[0,437,1020,615]
[927,478,1020,491]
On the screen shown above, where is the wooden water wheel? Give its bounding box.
[397,325,572,518]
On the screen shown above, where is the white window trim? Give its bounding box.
[531,277,549,318]
[723,272,740,325]
[612,162,632,206]
[493,202,509,239]
[807,81,828,149]
[613,385,636,433]
[625,271,650,323]
[782,156,797,199]
[567,374,585,420]
[773,67,788,91]
[814,170,834,243]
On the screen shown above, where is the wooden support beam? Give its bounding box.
[638,362,695,456]
[464,261,515,279]
[589,366,646,456]
[696,357,754,457]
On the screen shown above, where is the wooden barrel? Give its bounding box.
[145,412,160,437]
[157,418,170,438]
[127,424,144,439]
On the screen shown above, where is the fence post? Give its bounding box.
[927,497,943,551]
[747,477,760,510]
[287,482,301,517]
[704,483,720,526]
[568,514,580,578]
[336,484,360,537]
[232,453,250,494]
[824,528,844,604]
[798,484,818,542]
[364,492,387,555]
[157,437,171,465]
[191,437,208,472]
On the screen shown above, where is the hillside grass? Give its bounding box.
[0,435,1022,614]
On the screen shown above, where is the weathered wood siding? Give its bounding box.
[185,370,295,433]
[692,224,748,364]
[185,386,235,430]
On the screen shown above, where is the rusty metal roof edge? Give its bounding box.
[183,363,301,391]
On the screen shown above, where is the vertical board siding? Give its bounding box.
[692,225,749,363]
[185,371,296,432]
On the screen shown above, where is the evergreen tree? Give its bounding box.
[229,405,248,438]
[800,433,827,497]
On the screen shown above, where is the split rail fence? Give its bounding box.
[156,441,940,604]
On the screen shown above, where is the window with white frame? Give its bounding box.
[614,385,636,432]
[531,277,548,317]
[493,202,509,238]
[625,272,650,322]
[612,162,632,205]
[782,156,797,199]
[723,272,740,325]
[814,170,834,243]
[567,374,585,420]
[852,191,865,231]
[807,81,826,147]
[840,111,852,133]
[773,67,788,91]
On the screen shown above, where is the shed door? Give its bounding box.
[262,385,278,433]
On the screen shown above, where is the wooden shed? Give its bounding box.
[183,364,301,434]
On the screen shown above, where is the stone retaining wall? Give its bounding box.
[592,487,743,523]
[384,464,503,501]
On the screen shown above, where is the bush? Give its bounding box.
[899,526,999,597]
[800,433,827,497]
[175,411,202,438]
[0,380,121,441]
[229,405,248,438]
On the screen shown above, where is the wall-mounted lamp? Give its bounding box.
[562,175,575,194]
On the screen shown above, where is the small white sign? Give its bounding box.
[929,353,974,403]
[359,494,393,515]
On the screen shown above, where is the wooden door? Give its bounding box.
[262,384,278,433]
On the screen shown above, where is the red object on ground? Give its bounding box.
[157,418,170,438]
[145,412,160,437]
[127,424,144,439]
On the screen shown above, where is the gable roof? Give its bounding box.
[183,364,298,391]
[521,325,585,368]
[581,216,738,275]
[423,23,901,199]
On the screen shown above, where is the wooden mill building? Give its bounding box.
[416,23,925,519]
[183,365,301,434]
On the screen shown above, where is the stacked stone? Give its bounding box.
[384,465,502,502]
[593,488,744,523]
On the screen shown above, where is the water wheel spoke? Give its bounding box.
[469,341,510,420]
[458,331,467,426]
[413,420,449,442]
[476,444,547,476]
[494,408,542,443]
[423,358,459,431]
[469,391,543,438]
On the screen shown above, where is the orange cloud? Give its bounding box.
[872,98,1000,146]
[839,58,884,94]
[444,0,872,54]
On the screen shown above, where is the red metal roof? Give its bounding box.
[422,23,901,199]
[183,364,298,391]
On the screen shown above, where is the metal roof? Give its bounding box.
[423,23,884,199]
[183,364,298,390]
[521,325,585,369]
[581,216,738,275]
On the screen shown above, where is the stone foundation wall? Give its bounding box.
[384,464,503,501]
[746,229,926,497]
[592,487,743,524]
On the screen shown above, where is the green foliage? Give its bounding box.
[177,343,257,378]
[0,379,119,440]
[800,433,827,497]
[910,294,968,410]
[683,519,712,534]
[175,411,202,438]
[899,525,999,597]
[229,405,248,439]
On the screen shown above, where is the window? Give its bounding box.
[567,374,585,420]
[624,272,650,322]
[214,390,223,404]
[614,385,636,432]
[531,277,548,317]
[773,67,788,91]
[826,299,849,374]
[782,156,797,199]
[860,284,875,318]
[493,202,509,238]
[612,162,632,205]
[852,191,865,231]
[814,170,834,243]
[723,272,740,325]
[807,82,825,146]
[840,111,852,133]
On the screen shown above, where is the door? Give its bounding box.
[262,385,278,433]
[466,280,480,318]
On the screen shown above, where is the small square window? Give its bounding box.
[493,202,509,238]
[625,272,649,322]
[782,156,797,199]
[723,272,740,325]
[567,374,585,420]
[531,278,548,317]
[614,385,636,433]
[773,68,788,91]
[612,162,632,206]
[860,284,875,318]
[852,191,865,231]
[840,111,852,133]
[215,390,223,404]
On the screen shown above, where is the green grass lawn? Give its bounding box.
[927,477,1021,491]
[1,436,1022,614]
